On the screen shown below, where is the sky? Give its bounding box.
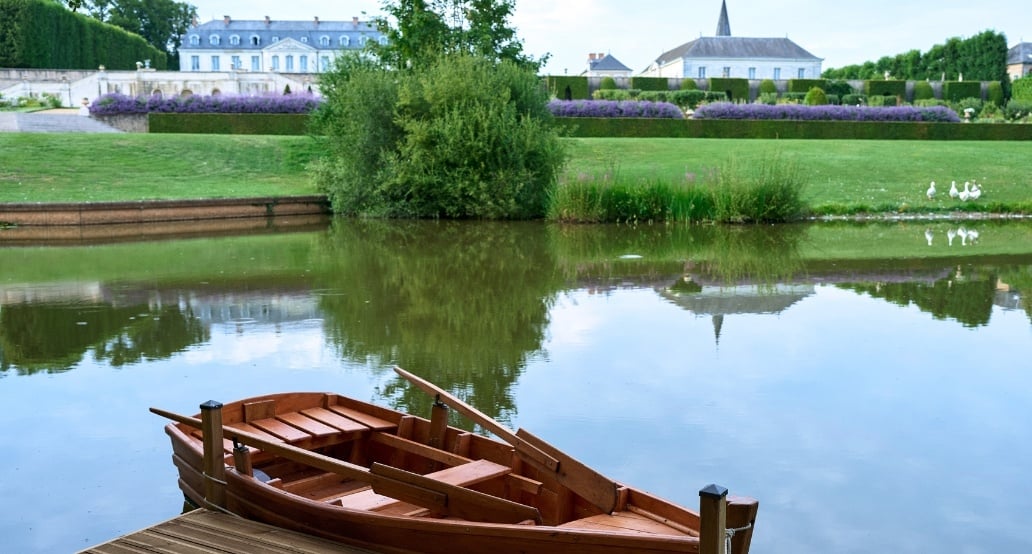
[192,1,1032,75]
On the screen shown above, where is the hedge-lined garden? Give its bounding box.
[0,0,166,70]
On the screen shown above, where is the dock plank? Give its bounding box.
[79,509,381,554]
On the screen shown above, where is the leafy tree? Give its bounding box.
[65,0,196,66]
[368,0,542,70]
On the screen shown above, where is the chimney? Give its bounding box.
[598,52,605,60]
[352,16,359,27]
[191,16,197,26]
[264,15,270,26]
[223,15,230,25]
[589,53,597,61]
[314,16,319,26]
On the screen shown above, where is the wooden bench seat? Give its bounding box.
[334,459,512,513]
[557,510,691,536]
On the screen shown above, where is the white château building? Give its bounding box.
[641,1,822,80]
[179,15,385,74]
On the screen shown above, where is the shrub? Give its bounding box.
[1013,76,1032,102]
[630,76,671,91]
[825,80,855,97]
[943,81,981,102]
[953,97,983,119]
[788,79,827,94]
[913,81,934,101]
[1003,99,1032,121]
[599,76,617,90]
[548,99,684,119]
[314,52,566,219]
[708,78,749,102]
[546,76,589,100]
[868,95,897,107]
[759,79,778,95]
[803,87,829,105]
[692,102,961,122]
[711,153,806,223]
[680,78,698,90]
[987,81,1004,107]
[842,93,866,106]
[757,92,778,105]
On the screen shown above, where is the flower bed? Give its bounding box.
[89,93,322,116]
[547,99,685,119]
[692,102,961,123]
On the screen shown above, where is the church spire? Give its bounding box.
[716,0,731,36]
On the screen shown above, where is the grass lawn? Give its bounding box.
[1,133,1029,215]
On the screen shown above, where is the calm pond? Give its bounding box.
[1,219,1031,553]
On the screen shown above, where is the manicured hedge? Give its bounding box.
[707,78,749,102]
[788,79,827,93]
[149,113,309,135]
[0,0,166,69]
[556,117,1032,140]
[545,76,590,100]
[943,81,982,102]
[630,77,671,91]
[865,80,906,99]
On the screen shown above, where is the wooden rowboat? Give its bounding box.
[153,366,758,554]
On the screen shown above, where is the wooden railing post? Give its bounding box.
[699,483,728,554]
[232,439,253,477]
[199,400,226,509]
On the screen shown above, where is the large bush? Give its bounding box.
[1010,75,1032,102]
[312,52,566,219]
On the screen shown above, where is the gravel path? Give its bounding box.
[0,109,122,133]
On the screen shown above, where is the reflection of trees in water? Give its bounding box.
[839,266,998,327]
[313,220,561,427]
[0,303,208,375]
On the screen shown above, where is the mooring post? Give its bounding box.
[699,484,728,554]
[199,400,226,509]
[426,395,449,472]
[727,495,759,554]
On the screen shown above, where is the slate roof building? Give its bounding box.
[179,15,385,74]
[583,52,633,78]
[641,1,821,80]
[1007,42,1032,80]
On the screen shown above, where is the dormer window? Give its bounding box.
[250,35,260,46]
[209,34,220,45]
[339,36,349,46]
[319,35,330,46]
[189,34,199,46]
[300,36,308,43]
[229,35,240,45]
[271,36,279,43]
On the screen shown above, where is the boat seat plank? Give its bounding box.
[557,511,690,536]
[370,432,474,467]
[276,412,340,438]
[326,405,398,432]
[336,459,511,512]
[225,422,284,444]
[300,408,370,435]
[249,417,312,443]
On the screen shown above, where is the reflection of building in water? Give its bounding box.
[657,278,814,345]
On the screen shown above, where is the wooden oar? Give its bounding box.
[150,406,540,524]
[393,366,619,514]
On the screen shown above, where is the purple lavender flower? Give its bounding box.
[547,100,685,119]
[692,102,960,122]
[89,92,323,115]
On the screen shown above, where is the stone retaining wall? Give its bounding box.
[93,114,148,132]
[0,196,330,226]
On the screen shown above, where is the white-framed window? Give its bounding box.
[798,68,806,79]
[300,55,308,72]
[320,56,330,72]
[774,67,781,80]
[211,55,220,70]
[209,35,220,46]
[722,66,730,78]
[286,55,294,72]
[271,55,279,71]
[231,55,241,69]
[320,35,330,46]
[229,35,240,45]
[698,66,706,79]
[339,36,349,46]
[378,37,387,45]
[251,35,260,46]
[748,67,756,79]
[250,55,260,71]
[189,35,200,46]
[190,55,199,71]
[359,36,368,46]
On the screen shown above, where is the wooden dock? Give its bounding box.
[79,508,381,554]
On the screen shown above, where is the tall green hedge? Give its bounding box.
[0,0,166,69]
[545,76,589,100]
[788,79,827,93]
[943,81,982,102]
[1012,76,1032,101]
[630,76,671,91]
[149,113,310,135]
[865,80,906,98]
[708,78,749,102]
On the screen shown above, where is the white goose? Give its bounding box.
[949,181,959,199]
[926,181,936,200]
[947,228,957,246]
[969,183,982,200]
[925,229,934,246]
[959,182,971,201]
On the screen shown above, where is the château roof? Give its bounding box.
[181,17,381,51]
[590,54,632,72]
[1008,42,1032,65]
[655,36,821,65]
[716,0,731,37]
